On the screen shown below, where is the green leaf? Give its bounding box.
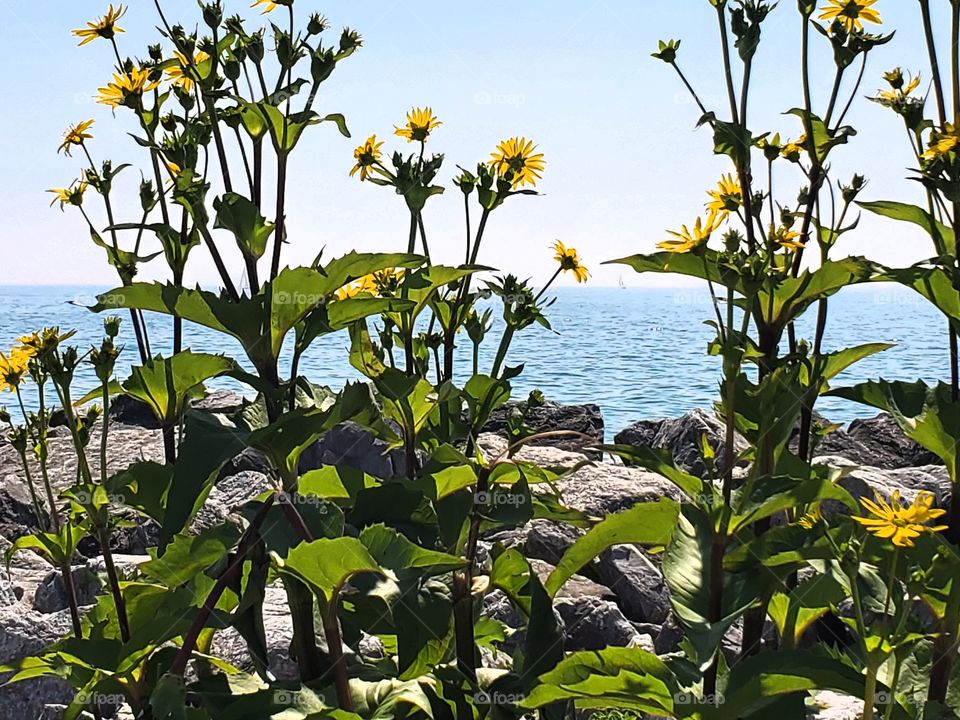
[106,461,173,524]
[730,474,856,532]
[160,411,250,553]
[214,192,275,261]
[710,650,912,720]
[120,351,236,425]
[663,505,768,668]
[520,647,680,715]
[141,523,241,588]
[859,200,955,255]
[279,537,383,603]
[767,573,846,647]
[828,379,960,480]
[546,498,679,597]
[876,261,960,325]
[600,444,703,499]
[359,524,466,577]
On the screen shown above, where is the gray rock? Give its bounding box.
[0,606,75,719]
[595,545,670,624]
[483,400,604,455]
[219,447,271,480]
[191,390,246,415]
[478,435,682,519]
[818,413,940,470]
[211,582,298,681]
[815,455,951,509]
[528,558,612,601]
[34,566,101,613]
[615,408,748,478]
[108,395,160,429]
[484,520,583,567]
[0,484,44,541]
[554,597,643,651]
[299,421,407,479]
[194,471,273,533]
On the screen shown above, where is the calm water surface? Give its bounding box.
[0,284,947,435]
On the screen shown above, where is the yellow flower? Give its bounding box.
[706,174,743,216]
[818,0,882,32]
[96,67,161,108]
[350,135,384,181]
[72,4,126,46]
[657,212,724,254]
[0,349,32,393]
[552,241,590,283]
[781,135,808,163]
[877,73,920,102]
[394,107,442,143]
[58,120,95,156]
[372,268,403,294]
[335,275,378,301]
[17,328,74,360]
[797,507,823,530]
[251,0,289,13]
[923,123,960,162]
[853,490,947,548]
[489,136,546,189]
[166,50,211,94]
[47,182,88,210]
[771,223,805,251]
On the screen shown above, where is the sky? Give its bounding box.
[0,0,947,288]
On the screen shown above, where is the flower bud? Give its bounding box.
[0,407,9,424]
[246,32,265,64]
[884,67,904,90]
[148,44,163,62]
[202,2,223,29]
[339,27,363,53]
[224,58,241,81]
[308,13,329,35]
[651,39,680,64]
[311,48,336,84]
[841,174,867,204]
[104,316,122,338]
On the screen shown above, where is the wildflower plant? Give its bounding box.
[2,3,598,719]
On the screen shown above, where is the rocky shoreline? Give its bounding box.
[0,394,947,719]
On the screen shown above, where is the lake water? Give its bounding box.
[0,284,948,436]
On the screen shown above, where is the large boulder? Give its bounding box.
[0,605,75,719]
[211,582,298,681]
[190,390,246,415]
[478,435,682,518]
[482,400,604,455]
[815,455,951,508]
[595,545,670,624]
[554,597,644,651]
[298,421,408,479]
[33,566,101,614]
[817,413,940,470]
[108,395,160,429]
[614,408,748,477]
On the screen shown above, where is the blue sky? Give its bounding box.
[0,0,945,287]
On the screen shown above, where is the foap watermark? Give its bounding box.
[75,691,126,706]
[475,490,527,507]
[274,291,325,306]
[675,690,725,706]
[473,90,525,107]
[474,690,525,705]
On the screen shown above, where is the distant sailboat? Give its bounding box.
[619,275,626,290]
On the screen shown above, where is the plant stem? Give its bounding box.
[169,496,275,677]
[270,153,289,281]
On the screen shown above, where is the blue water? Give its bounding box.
[0,284,948,436]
